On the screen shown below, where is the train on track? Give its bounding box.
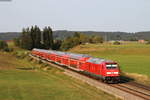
[31,48,120,83]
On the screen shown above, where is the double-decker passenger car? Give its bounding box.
[31,48,120,83]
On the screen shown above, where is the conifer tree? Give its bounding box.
[34,26,42,48]
[43,26,53,49]
[20,28,33,50]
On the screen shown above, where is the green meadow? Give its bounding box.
[69,42,150,83]
[0,52,120,100]
[0,41,149,100]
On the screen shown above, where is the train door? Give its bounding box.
[95,64,100,75]
[90,63,94,73]
[94,64,99,75]
[79,61,86,71]
[66,58,69,66]
[92,64,96,74]
[101,64,105,76]
[86,62,90,72]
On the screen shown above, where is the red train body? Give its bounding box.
[31,48,120,83]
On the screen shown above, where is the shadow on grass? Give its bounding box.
[16,67,35,70]
[120,75,134,83]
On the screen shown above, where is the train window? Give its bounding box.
[106,64,117,69]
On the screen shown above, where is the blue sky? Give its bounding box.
[0,0,150,32]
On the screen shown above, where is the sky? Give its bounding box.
[0,0,150,32]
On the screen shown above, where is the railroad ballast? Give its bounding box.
[31,48,120,83]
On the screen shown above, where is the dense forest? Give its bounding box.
[1,31,150,41]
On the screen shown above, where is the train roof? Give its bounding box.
[87,57,114,64]
[67,53,91,59]
[33,48,54,53]
[33,48,91,59]
[33,49,115,63]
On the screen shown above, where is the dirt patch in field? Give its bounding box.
[0,52,17,69]
[0,52,29,70]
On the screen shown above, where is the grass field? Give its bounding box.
[69,42,150,83]
[0,52,120,100]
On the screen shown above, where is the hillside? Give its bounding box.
[53,31,134,40]
[53,31,150,40]
[1,31,150,41]
[0,32,21,41]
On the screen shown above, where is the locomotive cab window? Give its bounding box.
[106,64,118,69]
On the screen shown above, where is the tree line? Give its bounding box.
[14,26,103,51]
[61,32,103,50]
[14,26,54,50]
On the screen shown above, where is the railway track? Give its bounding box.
[29,54,150,100]
[110,84,150,100]
[127,82,150,92]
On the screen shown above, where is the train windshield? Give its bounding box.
[106,64,118,69]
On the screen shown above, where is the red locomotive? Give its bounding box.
[31,48,120,83]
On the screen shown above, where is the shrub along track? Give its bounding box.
[29,54,150,100]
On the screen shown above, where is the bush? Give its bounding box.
[146,40,150,44]
[52,40,62,50]
[38,60,43,64]
[9,48,13,52]
[91,35,103,43]
[27,57,33,61]
[3,47,13,52]
[113,41,121,45]
[14,51,28,59]
[0,40,8,50]
[0,40,13,52]
[3,47,10,52]
[13,38,20,46]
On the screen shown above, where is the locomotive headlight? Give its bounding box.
[106,72,112,74]
[114,72,119,74]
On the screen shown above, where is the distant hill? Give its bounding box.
[53,31,150,41]
[0,32,21,41]
[53,31,135,41]
[0,31,150,41]
[136,32,150,40]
